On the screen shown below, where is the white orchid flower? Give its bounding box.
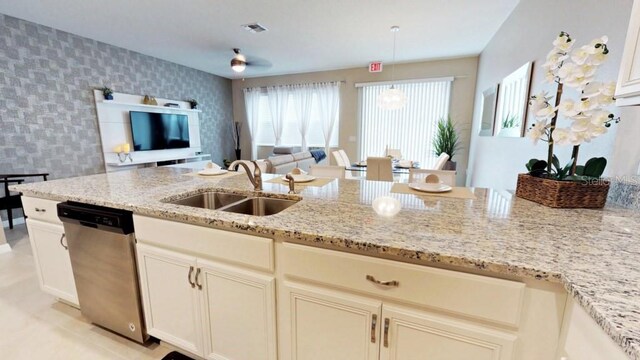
[536,105,557,119]
[558,99,579,117]
[571,118,591,132]
[544,70,557,83]
[529,91,551,112]
[553,34,574,52]
[587,52,607,65]
[571,46,591,65]
[597,94,615,106]
[527,119,549,145]
[601,81,616,96]
[557,63,579,80]
[582,81,603,98]
[590,111,611,125]
[552,128,573,146]
[577,97,600,112]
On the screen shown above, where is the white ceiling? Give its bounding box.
[0,0,519,79]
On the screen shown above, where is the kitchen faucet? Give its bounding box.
[229,160,263,191]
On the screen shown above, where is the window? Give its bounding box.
[358,79,452,167]
[255,93,339,147]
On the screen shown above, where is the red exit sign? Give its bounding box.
[369,61,383,73]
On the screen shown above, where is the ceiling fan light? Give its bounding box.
[377,86,406,110]
[230,58,246,72]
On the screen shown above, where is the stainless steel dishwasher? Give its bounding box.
[57,201,147,343]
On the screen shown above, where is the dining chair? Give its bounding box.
[385,148,402,160]
[366,157,394,182]
[433,153,450,170]
[1,173,49,229]
[332,151,346,167]
[408,169,456,186]
[309,165,345,179]
[337,150,351,167]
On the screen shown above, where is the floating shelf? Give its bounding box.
[106,154,211,167]
[99,100,202,113]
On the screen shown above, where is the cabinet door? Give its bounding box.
[616,0,640,104]
[136,243,202,356]
[280,282,382,360]
[198,259,277,360]
[380,305,516,360]
[26,219,78,306]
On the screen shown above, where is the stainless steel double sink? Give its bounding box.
[166,191,298,216]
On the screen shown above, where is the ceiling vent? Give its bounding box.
[241,23,268,33]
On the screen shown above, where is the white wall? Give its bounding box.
[468,0,637,190]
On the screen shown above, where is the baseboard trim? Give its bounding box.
[0,243,11,254]
[2,217,25,228]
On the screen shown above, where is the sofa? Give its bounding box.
[265,151,316,174]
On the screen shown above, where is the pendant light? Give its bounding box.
[378,26,406,110]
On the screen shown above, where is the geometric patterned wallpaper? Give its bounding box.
[0,14,234,181]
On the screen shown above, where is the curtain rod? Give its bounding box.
[243,80,347,91]
[354,76,457,88]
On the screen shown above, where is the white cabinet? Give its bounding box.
[279,282,516,360]
[281,282,382,360]
[556,298,628,360]
[615,0,640,105]
[136,243,277,360]
[136,244,202,355]
[380,305,515,360]
[26,218,78,306]
[199,259,277,360]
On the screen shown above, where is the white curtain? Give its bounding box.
[291,84,314,151]
[316,82,340,156]
[266,86,289,146]
[243,87,262,160]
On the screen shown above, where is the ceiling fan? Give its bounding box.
[230,48,272,73]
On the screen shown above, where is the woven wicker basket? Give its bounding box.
[515,174,609,208]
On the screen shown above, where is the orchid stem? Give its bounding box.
[547,83,564,173]
[570,145,580,175]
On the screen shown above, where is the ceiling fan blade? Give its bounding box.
[245,55,272,68]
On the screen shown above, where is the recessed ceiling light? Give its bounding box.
[241,23,268,33]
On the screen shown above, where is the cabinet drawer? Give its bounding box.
[22,197,61,224]
[281,243,525,327]
[134,215,274,272]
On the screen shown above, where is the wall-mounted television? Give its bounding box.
[130,111,190,151]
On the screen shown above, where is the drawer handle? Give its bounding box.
[366,275,399,287]
[383,318,390,348]
[35,207,46,213]
[195,268,202,290]
[188,266,195,288]
[59,233,68,250]
[370,314,377,343]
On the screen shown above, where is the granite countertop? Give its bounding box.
[12,167,640,359]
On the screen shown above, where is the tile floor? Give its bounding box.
[0,224,173,359]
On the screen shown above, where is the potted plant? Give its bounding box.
[101,86,114,100]
[187,99,198,110]
[433,116,461,170]
[517,31,620,208]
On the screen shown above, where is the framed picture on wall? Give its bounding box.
[494,62,533,137]
[479,84,499,136]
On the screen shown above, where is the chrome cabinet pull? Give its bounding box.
[188,266,195,288]
[366,275,399,287]
[370,314,378,343]
[383,318,390,348]
[59,233,68,250]
[195,268,202,290]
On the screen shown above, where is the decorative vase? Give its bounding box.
[104,94,113,100]
[235,149,241,160]
[515,174,610,208]
[443,161,457,171]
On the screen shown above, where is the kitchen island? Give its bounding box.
[12,167,640,360]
